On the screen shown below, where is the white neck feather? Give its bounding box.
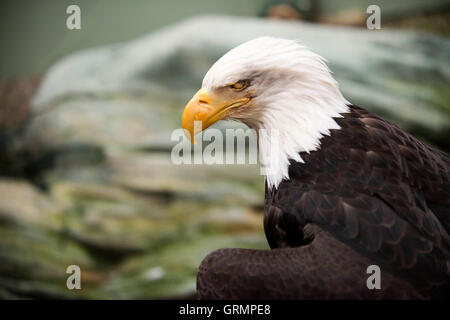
[246,52,350,189]
[258,91,349,190]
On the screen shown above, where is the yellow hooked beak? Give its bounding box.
[182,88,250,143]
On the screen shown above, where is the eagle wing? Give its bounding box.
[265,106,450,292]
[197,106,449,299]
[198,224,425,299]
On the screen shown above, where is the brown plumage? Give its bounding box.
[197,106,450,299]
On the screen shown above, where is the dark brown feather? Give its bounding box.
[197,105,450,299]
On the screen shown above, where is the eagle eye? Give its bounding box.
[229,80,249,91]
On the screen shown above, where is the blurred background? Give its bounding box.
[0,0,449,299]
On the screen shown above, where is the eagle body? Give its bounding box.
[197,106,449,299]
[182,37,450,299]
[263,105,450,298]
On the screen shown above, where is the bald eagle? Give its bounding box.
[181,37,450,299]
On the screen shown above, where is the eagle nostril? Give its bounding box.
[198,99,209,105]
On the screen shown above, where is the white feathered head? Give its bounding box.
[182,37,349,188]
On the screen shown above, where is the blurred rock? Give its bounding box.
[0,177,266,299]
[0,77,39,132]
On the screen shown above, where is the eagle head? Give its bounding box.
[182,37,349,188]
